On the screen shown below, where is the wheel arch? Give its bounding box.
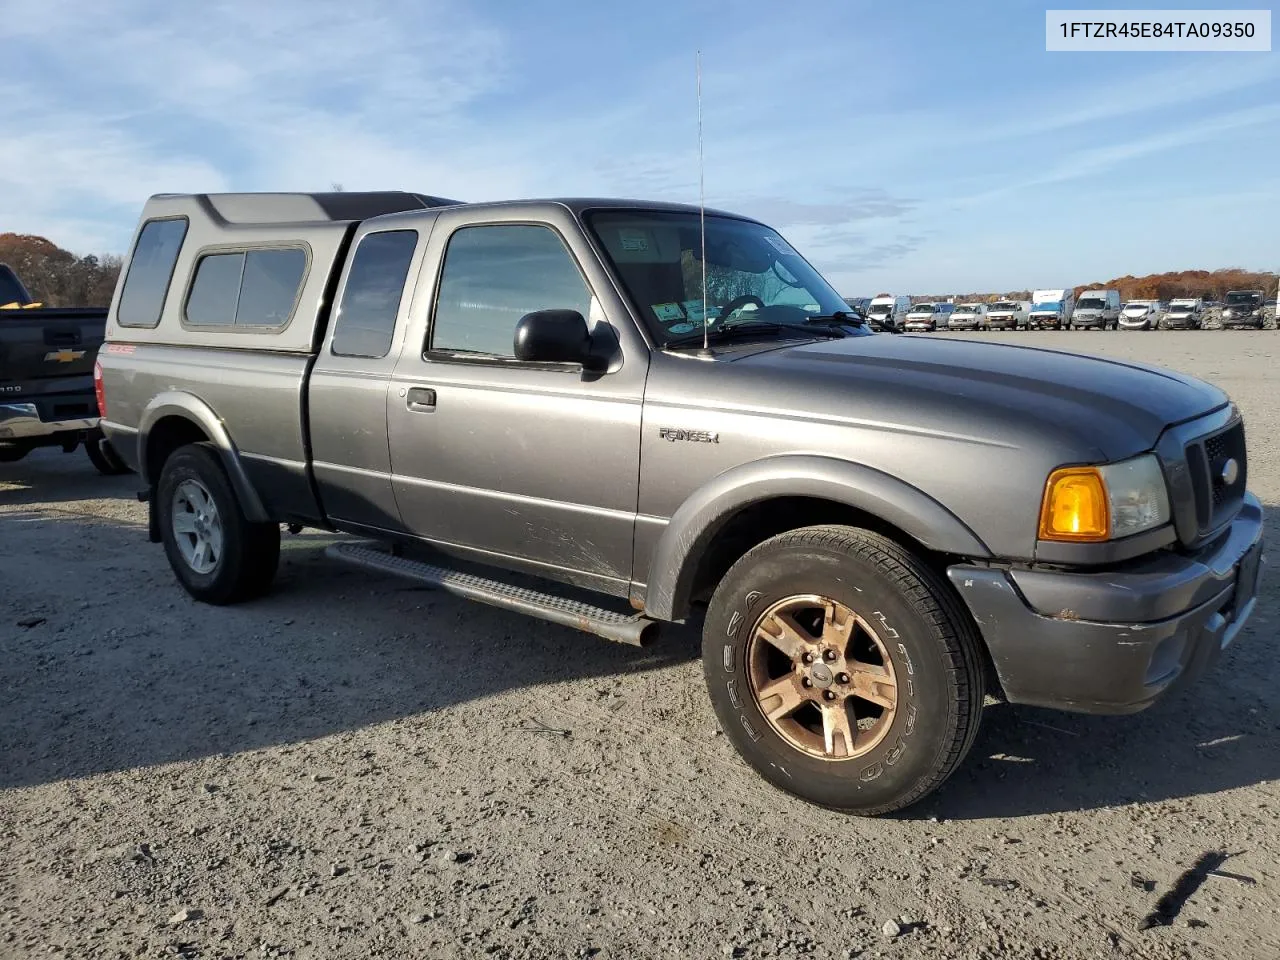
[643,455,991,622]
[138,392,269,525]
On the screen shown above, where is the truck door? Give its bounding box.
[385,208,647,594]
[309,227,426,532]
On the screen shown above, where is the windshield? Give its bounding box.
[908,303,935,314]
[990,301,1016,311]
[1032,301,1061,311]
[867,303,892,315]
[957,304,981,313]
[587,210,862,344]
[1226,292,1259,305]
[1076,298,1106,310]
[1124,303,1149,312]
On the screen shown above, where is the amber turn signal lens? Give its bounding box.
[1039,467,1110,542]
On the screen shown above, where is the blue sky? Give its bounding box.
[0,0,1276,294]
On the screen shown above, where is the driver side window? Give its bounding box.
[430,224,593,357]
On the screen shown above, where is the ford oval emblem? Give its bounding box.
[1219,458,1240,486]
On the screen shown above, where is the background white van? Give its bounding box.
[866,294,910,331]
[1070,290,1121,330]
[904,302,955,332]
[948,303,987,330]
[1119,300,1162,331]
[986,300,1031,330]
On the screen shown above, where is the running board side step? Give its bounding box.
[325,542,657,647]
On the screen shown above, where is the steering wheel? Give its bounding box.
[714,294,766,326]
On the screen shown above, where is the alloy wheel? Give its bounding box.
[171,479,223,574]
[745,594,898,761]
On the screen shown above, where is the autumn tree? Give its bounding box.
[0,233,122,307]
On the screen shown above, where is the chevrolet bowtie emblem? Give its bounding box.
[44,349,86,363]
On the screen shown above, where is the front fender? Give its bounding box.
[643,454,990,621]
[138,392,269,523]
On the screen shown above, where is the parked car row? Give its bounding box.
[845,288,1276,332]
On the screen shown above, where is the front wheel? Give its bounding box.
[702,525,984,815]
[157,442,280,604]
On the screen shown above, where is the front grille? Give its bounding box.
[1185,421,1246,535]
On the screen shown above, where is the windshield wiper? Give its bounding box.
[664,320,847,349]
[804,310,866,326]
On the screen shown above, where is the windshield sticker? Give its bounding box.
[762,235,796,257]
[619,228,650,252]
[680,299,710,322]
[668,322,698,334]
[651,302,686,323]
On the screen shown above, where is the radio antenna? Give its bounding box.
[697,50,709,354]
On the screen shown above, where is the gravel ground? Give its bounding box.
[3,330,1278,960]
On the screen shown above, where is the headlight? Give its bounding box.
[1038,454,1170,542]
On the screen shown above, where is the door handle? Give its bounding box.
[406,387,437,412]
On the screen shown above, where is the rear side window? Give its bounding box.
[186,253,242,325]
[118,218,188,327]
[184,248,307,329]
[237,249,307,325]
[330,231,419,358]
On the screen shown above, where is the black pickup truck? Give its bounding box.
[0,264,127,473]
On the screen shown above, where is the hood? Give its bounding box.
[722,334,1227,461]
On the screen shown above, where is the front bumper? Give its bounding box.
[1222,314,1262,328]
[947,492,1265,714]
[0,402,100,441]
[1071,315,1104,327]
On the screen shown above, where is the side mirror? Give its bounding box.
[513,309,601,369]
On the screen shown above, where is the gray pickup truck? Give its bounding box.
[98,192,1264,815]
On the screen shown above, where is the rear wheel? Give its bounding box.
[157,442,280,604]
[702,525,984,815]
[85,436,132,476]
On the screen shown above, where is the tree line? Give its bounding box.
[0,233,122,307]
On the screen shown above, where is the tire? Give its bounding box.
[702,525,984,815]
[85,436,133,476]
[157,442,280,604]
